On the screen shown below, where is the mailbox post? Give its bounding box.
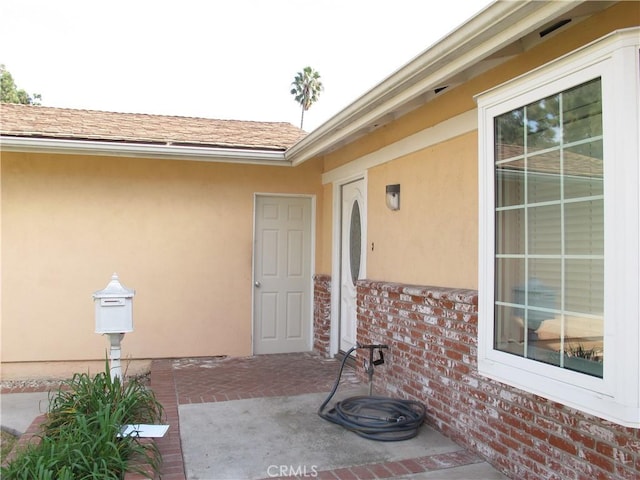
[93,273,135,380]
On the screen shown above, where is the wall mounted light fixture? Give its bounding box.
[386,184,400,211]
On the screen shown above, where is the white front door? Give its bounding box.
[340,179,366,353]
[253,195,313,354]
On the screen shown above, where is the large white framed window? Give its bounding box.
[477,28,639,427]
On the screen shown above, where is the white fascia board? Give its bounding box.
[286,0,583,167]
[0,136,290,166]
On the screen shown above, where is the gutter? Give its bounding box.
[285,0,583,166]
[1,1,587,168]
[0,136,290,166]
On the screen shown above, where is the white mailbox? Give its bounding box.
[93,273,135,334]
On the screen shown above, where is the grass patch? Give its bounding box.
[1,360,163,479]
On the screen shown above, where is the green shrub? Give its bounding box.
[1,359,163,479]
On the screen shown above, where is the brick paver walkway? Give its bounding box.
[173,353,360,404]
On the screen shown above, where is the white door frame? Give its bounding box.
[251,193,316,354]
[330,174,367,356]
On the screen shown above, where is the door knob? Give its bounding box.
[254,281,261,287]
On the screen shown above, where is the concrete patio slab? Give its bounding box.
[398,463,511,479]
[0,391,50,435]
[179,388,506,480]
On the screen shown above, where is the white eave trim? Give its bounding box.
[0,136,290,166]
[322,109,477,185]
[286,0,584,166]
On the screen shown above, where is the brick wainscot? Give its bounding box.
[313,274,332,357]
[345,279,639,480]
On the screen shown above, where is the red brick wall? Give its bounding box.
[356,279,639,480]
[313,274,332,357]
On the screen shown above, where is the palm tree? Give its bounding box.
[290,66,323,129]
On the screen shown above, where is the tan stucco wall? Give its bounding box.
[1,152,323,374]
[2,2,636,378]
[367,132,478,288]
[319,1,638,290]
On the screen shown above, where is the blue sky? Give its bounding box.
[1,0,493,131]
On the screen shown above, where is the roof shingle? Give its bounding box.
[0,103,306,151]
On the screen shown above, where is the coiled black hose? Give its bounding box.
[318,345,426,441]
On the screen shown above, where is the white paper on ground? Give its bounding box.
[118,424,169,438]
